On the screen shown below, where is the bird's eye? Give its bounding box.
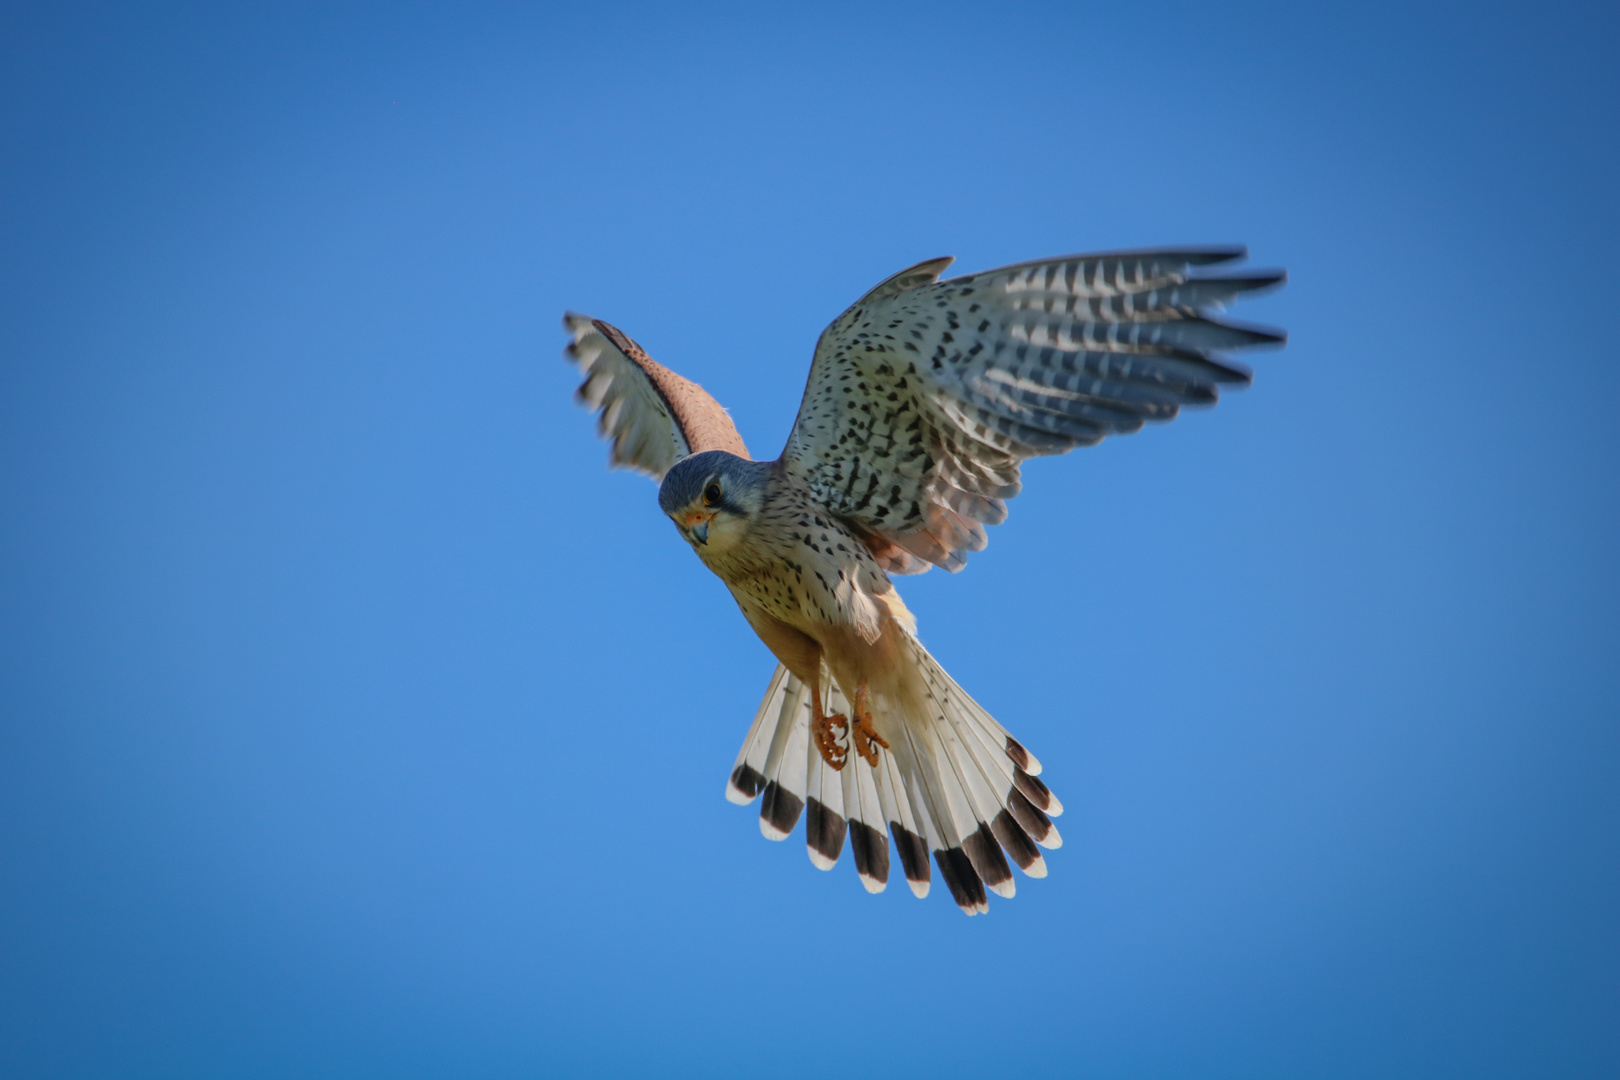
[702,483,722,507]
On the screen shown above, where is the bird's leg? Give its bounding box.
[810,683,849,771]
[852,682,889,767]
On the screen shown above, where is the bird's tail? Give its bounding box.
[725,636,1061,915]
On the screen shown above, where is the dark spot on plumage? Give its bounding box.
[729,764,767,801]
[806,798,848,866]
[991,811,1040,870]
[1013,767,1053,811]
[849,821,889,886]
[936,847,987,913]
[963,823,1013,888]
[893,825,930,884]
[1007,788,1051,842]
[1004,736,1031,771]
[760,780,804,836]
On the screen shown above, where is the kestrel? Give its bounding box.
[563,248,1284,914]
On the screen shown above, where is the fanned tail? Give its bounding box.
[728,665,809,841]
[726,638,1061,916]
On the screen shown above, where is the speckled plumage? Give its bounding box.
[563,247,1285,913]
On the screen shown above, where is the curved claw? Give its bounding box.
[852,683,889,766]
[813,712,850,771]
[852,716,888,766]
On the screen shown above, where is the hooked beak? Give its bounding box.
[684,511,714,545]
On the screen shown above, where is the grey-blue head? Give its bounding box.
[658,450,772,554]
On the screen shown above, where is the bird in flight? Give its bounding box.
[563,248,1285,914]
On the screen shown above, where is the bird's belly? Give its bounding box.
[734,599,823,685]
[819,618,908,688]
[713,515,918,702]
[733,581,917,701]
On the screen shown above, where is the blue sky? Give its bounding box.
[1,2,1616,1076]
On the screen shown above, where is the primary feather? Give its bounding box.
[780,249,1284,573]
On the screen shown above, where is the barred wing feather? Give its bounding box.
[563,313,749,480]
[779,248,1285,572]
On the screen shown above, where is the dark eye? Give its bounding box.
[702,483,722,507]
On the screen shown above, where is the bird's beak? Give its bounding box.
[685,511,714,545]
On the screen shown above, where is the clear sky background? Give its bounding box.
[2,2,1616,1077]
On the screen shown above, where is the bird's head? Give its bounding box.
[658,450,770,557]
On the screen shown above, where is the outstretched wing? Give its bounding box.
[779,248,1285,573]
[563,313,749,479]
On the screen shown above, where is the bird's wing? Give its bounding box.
[563,313,749,479]
[779,249,1285,572]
